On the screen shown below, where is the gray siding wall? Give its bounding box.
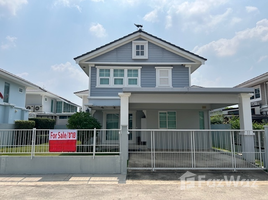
[26,94,42,105]
[90,65,189,97]
[88,41,194,63]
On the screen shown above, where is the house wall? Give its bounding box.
[0,78,26,107]
[26,94,42,106]
[0,78,28,127]
[43,96,54,112]
[87,41,194,63]
[90,65,189,97]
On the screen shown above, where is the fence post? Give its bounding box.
[93,128,96,159]
[31,128,36,159]
[264,126,268,170]
[120,125,128,175]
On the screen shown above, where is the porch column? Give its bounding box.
[239,93,254,162]
[264,125,268,169]
[118,93,131,175]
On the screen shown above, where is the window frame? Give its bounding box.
[155,67,173,88]
[158,111,177,129]
[132,41,148,59]
[250,85,261,102]
[3,82,10,103]
[96,66,141,88]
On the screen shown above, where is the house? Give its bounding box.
[235,72,268,123]
[0,68,39,129]
[0,68,80,129]
[26,87,81,129]
[74,29,254,146]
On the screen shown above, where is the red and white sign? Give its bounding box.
[49,130,77,152]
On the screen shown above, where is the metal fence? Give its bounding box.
[0,129,121,158]
[127,129,266,171]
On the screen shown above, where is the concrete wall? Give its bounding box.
[0,156,121,174]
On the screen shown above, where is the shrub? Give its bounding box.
[67,112,101,129]
[30,118,56,129]
[15,120,35,129]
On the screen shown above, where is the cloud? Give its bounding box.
[54,0,85,12]
[193,18,268,57]
[16,72,29,78]
[245,6,259,13]
[192,70,222,87]
[1,36,17,50]
[230,17,242,25]
[89,23,107,38]
[115,0,141,6]
[0,0,27,16]
[165,15,172,29]
[143,9,158,22]
[50,62,87,85]
[258,55,268,63]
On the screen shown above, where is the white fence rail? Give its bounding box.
[128,129,266,171]
[0,129,121,157]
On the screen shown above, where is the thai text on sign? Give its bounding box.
[49,130,77,152]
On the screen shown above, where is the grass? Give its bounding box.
[0,142,120,156]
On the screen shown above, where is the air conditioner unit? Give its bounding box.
[26,105,34,112]
[34,105,42,112]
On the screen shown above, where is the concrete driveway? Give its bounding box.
[1,170,268,199]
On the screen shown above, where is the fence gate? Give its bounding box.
[127,129,266,171]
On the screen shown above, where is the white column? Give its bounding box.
[88,65,92,99]
[118,93,131,126]
[118,92,131,175]
[185,64,191,86]
[239,93,254,162]
[239,93,253,132]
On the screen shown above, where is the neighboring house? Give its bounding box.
[26,88,81,129]
[0,68,39,129]
[234,72,268,122]
[0,68,80,129]
[74,29,253,145]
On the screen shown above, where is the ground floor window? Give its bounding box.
[106,114,119,140]
[158,111,176,129]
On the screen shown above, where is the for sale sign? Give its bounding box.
[49,130,77,152]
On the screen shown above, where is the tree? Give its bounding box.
[67,112,101,129]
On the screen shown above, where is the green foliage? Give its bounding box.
[229,116,240,129]
[30,118,56,129]
[67,112,102,129]
[15,120,35,129]
[229,116,268,130]
[210,114,224,125]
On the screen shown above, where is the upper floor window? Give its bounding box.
[155,67,172,87]
[3,82,10,103]
[97,67,141,87]
[250,85,261,101]
[132,41,148,59]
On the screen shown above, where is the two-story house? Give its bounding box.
[0,68,39,129]
[26,88,81,129]
[235,72,268,122]
[74,29,254,145]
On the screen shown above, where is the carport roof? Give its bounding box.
[122,87,254,94]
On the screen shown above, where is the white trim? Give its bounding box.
[96,66,141,88]
[132,41,148,59]
[88,65,92,98]
[155,67,172,87]
[87,62,194,66]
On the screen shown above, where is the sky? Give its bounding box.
[0,0,268,106]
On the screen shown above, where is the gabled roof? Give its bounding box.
[74,29,207,61]
[235,72,268,88]
[74,29,207,74]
